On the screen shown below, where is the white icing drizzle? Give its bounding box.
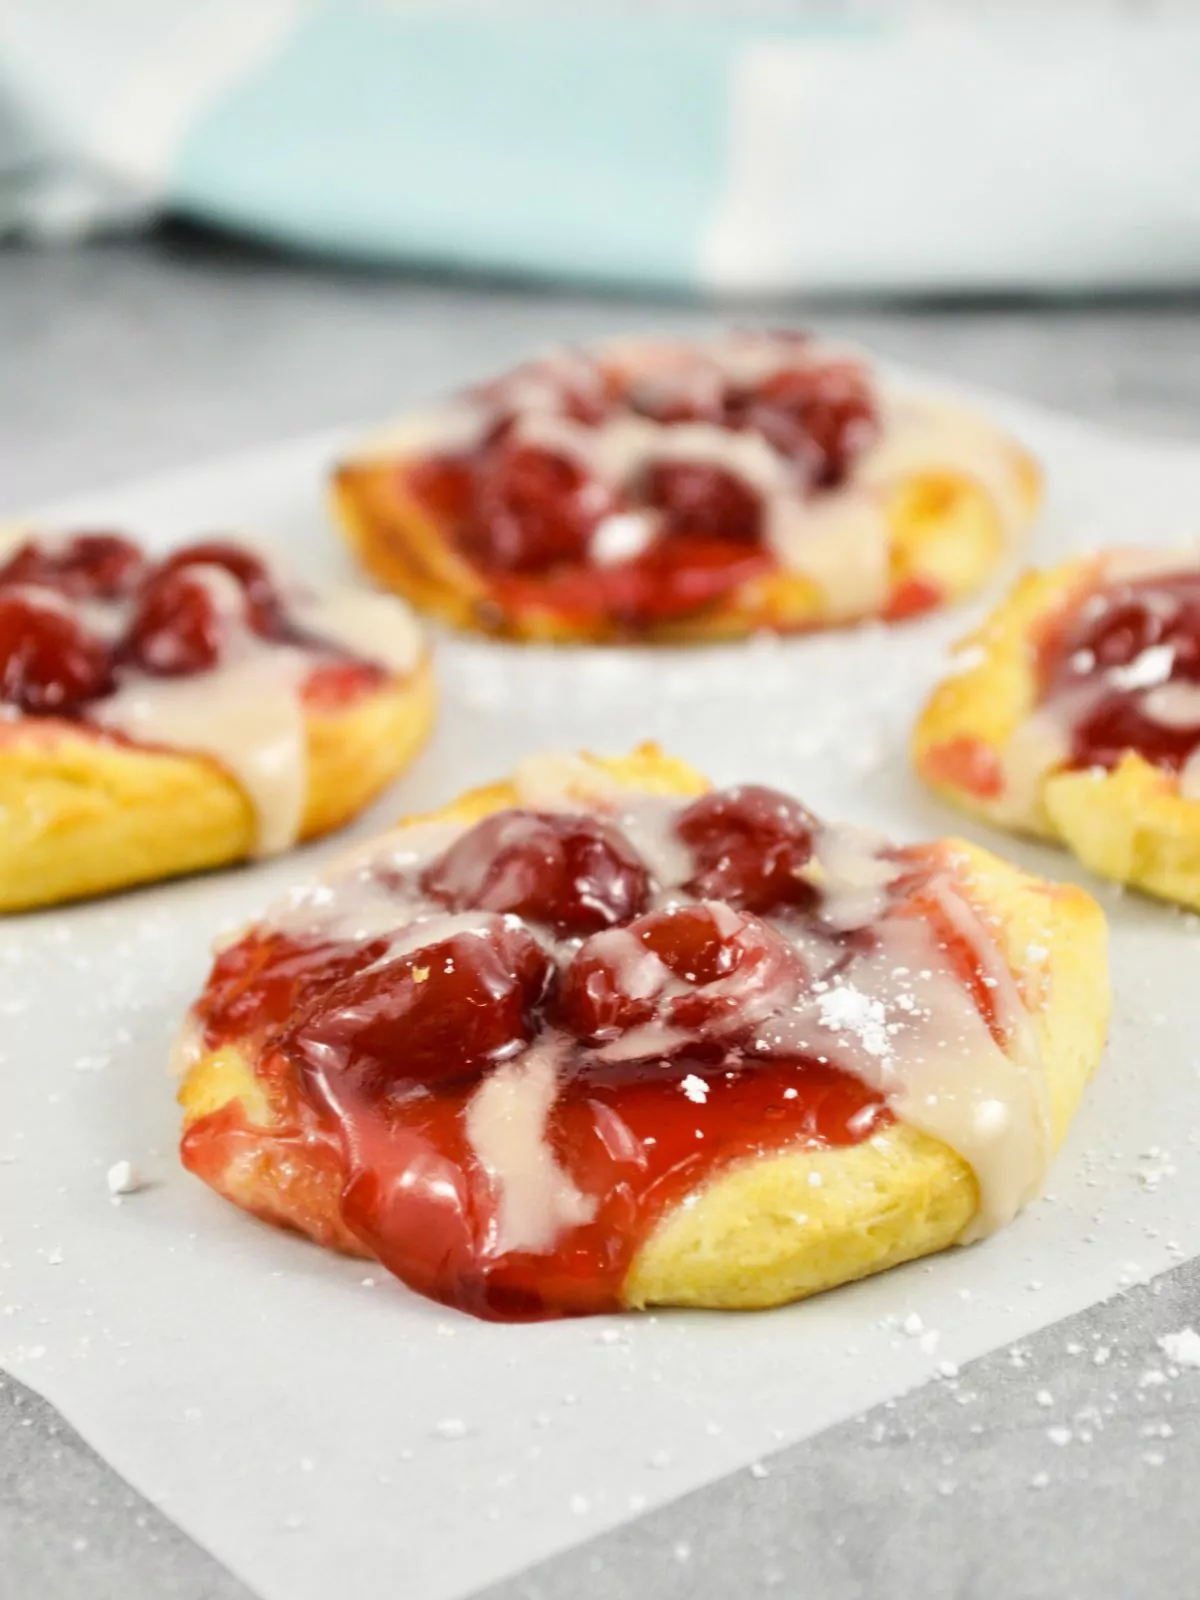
[1182,749,1200,801]
[809,825,903,930]
[258,759,1049,1249]
[351,334,1031,620]
[464,1038,597,1254]
[9,544,424,857]
[95,651,310,857]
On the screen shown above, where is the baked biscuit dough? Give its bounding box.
[179,747,1107,1314]
[0,656,436,913]
[913,551,1200,910]
[333,336,1040,644]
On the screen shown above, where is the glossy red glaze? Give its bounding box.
[677,785,817,912]
[922,736,1005,800]
[1040,568,1200,774]
[488,537,773,630]
[185,913,889,1319]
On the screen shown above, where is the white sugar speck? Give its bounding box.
[902,1312,924,1337]
[106,1161,142,1197]
[1036,1390,1053,1408]
[749,1461,770,1480]
[1046,1426,1072,1447]
[817,987,891,1059]
[1158,1327,1200,1368]
[434,1418,468,1441]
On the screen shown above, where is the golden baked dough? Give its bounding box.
[332,338,1041,645]
[179,746,1107,1314]
[913,550,1200,910]
[0,656,436,913]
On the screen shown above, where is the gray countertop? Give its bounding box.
[4,233,1200,1600]
[2,231,1199,509]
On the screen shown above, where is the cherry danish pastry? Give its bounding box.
[177,745,1106,1321]
[0,530,434,910]
[332,332,1040,643]
[915,548,1200,909]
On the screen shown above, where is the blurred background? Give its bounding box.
[2,0,1199,506]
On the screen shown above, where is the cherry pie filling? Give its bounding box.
[183,783,1021,1321]
[0,532,388,723]
[1037,565,1200,778]
[401,336,882,626]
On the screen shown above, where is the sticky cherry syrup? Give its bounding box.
[403,339,880,626]
[1039,567,1200,775]
[181,790,1006,1321]
[0,532,386,721]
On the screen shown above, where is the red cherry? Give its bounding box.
[422,810,650,937]
[643,461,761,545]
[463,444,609,573]
[121,568,226,676]
[284,922,555,1098]
[156,540,283,637]
[0,533,147,600]
[676,785,817,913]
[734,360,878,488]
[599,537,772,627]
[1067,584,1200,679]
[0,594,112,713]
[559,904,804,1047]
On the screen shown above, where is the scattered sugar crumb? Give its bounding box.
[902,1312,924,1337]
[434,1418,468,1441]
[749,1462,770,1480]
[1046,1426,1072,1447]
[1158,1327,1200,1368]
[1036,1390,1053,1408]
[106,1160,142,1197]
